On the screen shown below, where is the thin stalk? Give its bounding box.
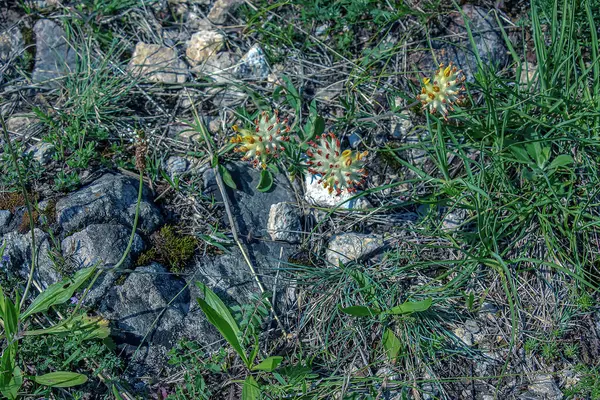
[0,116,37,311]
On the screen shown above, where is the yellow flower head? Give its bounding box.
[418,62,465,119]
[231,110,290,169]
[306,132,368,196]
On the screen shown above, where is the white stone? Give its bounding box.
[186,30,225,66]
[304,174,371,209]
[267,202,302,243]
[326,233,384,266]
[128,42,187,84]
[528,374,562,400]
[453,327,474,346]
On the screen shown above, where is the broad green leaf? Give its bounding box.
[0,365,22,400]
[340,305,380,317]
[242,375,261,400]
[197,297,248,366]
[548,154,573,170]
[34,371,88,388]
[252,356,283,372]
[21,266,97,320]
[508,146,531,164]
[0,343,16,388]
[387,298,432,315]
[382,328,401,361]
[313,115,325,138]
[256,169,273,192]
[219,165,237,190]
[195,282,240,334]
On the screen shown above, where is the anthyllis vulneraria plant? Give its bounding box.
[418,62,466,119]
[306,132,368,195]
[231,110,291,169]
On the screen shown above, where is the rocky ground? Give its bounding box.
[1,0,600,399]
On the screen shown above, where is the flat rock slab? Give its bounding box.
[61,223,144,305]
[410,5,509,82]
[32,19,77,86]
[55,173,163,235]
[203,162,297,239]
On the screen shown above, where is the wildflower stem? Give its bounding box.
[0,115,37,311]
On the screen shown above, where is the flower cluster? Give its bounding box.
[230,110,290,169]
[306,132,368,196]
[418,62,465,119]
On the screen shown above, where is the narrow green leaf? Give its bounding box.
[219,164,237,190]
[382,328,401,361]
[34,371,88,388]
[387,298,432,315]
[256,169,273,192]
[242,375,261,400]
[112,384,125,400]
[197,297,248,366]
[340,305,380,317]
[21,266,97,320]
[24,314,110,341]
[252,356,283,372]
[195,282,240,334]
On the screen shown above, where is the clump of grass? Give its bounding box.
[137,225,197,274]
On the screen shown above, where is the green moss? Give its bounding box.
[136,225,197,274]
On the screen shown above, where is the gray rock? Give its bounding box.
[326,233,385,266]
[26,142,55,164]
[0,210,11,233]
[413,5,509,83]
[267,202,302,243]
[441,208,468,231]
[203,162,295,239]
[5,115,40,137]
[55,173,163,235]
[61,224,144,305]
[453,326,474,346]
[1,228,62,288]
[32,20,77,86]
[235,44,269,81]
[128,42,187,84]
[526,374,562,400]
[164,156,188,178]
[98,263,192,375]
[189,241,296,313]
[304,174,371,209]
[0,25,23,63]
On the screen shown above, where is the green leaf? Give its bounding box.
[24,314,110,341]
[34,371,88,388]
[21,266,97,321]
[508,146,532,164]
[219,164,237,190]
[195,282,240,334]
[256,169,273,192]
[313,115,325,138]
[382,328,401,361]
[112,384,125,400]
[2,295,18,339]
[340,305,381,317]
[252,356,283,372]
[548,154,574,170]
[0,366,22,400]
[387,298,432,315]
[242,375,261,400]
[197,297,248,366]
